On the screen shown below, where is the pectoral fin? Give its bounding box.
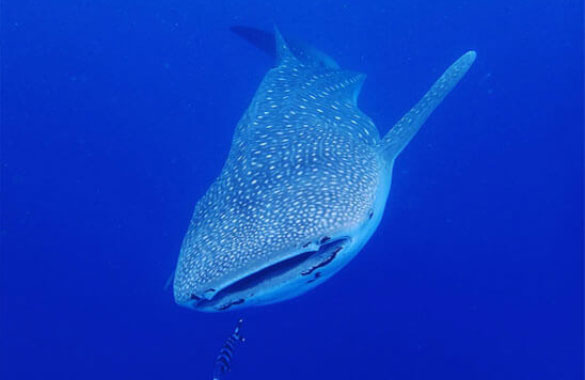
[164,271,175,291]
[381,51,476,161]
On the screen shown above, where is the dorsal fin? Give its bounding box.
[289,40,340,69]
[274,26,296,65]
[381,51,476,161]
[230,25,339,69]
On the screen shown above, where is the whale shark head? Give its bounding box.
[173,27,476,312]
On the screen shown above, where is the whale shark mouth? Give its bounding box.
[193,236,350,311]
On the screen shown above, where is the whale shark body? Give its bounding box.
[173,28,475,312]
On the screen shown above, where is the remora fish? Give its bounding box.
[174,27,475,311]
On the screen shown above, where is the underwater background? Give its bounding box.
[1,0,583,379]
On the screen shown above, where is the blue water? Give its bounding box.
[2,1,583,379]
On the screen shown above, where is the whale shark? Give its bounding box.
[173,28,475,312]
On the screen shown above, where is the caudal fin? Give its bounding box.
[230,26,276,57]
[230,25,340,69]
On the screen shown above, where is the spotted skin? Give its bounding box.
[173,29,476,310]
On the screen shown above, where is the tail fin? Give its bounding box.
[381,51,476,161]
[230,25,340,69]
[230,26,276,58]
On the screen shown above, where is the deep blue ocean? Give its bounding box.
[2,1,583,379]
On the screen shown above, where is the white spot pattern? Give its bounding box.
[174,41,384,304]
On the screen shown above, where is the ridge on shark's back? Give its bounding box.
[173,27,476,312]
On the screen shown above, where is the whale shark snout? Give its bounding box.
[180,236,351,312]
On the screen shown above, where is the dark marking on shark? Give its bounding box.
[301,247,343,276]
[306,272,322,284]
[217,299,245,311]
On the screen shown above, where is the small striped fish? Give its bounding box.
[212,319,245,380]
